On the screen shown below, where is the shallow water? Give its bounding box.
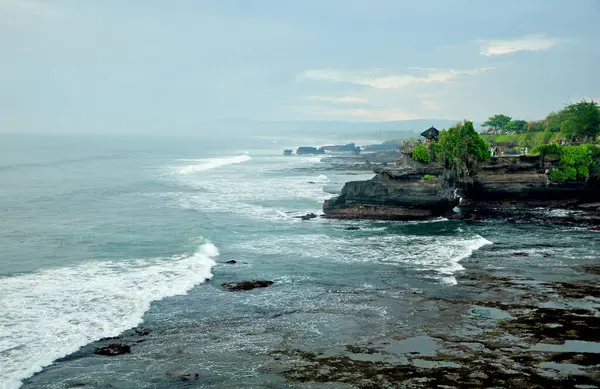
[0,134,598,389]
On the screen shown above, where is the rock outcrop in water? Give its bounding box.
[318,143,361,153]
[295,212,318,220]
[296,147,325,155]
[324,154,600,224]
[221,280,274,291]
[324,155,456,220]
[94,343,131,356]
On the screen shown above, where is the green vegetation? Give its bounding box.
[506,119,528,133]
[482,114,512,131]
[411,143,431,163]
[434,120,490,178]
[482,134,519,144]
[484,131,567,153]
[482,100,600,142]
[401,101,599,182]
[423,175,437,180]
[536,144,600,181]
[559,100,600,141]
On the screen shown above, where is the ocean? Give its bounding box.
[0,133,597,389]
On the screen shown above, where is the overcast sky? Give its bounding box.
[1,0,599,133]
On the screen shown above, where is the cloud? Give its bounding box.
[299,67,494,89]
[0,0,67,20]
[422,100,441,110]
[479,34,558,56]
[309,107,421,122]
[307,95,368,104]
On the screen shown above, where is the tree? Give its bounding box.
[506,119,528,133]
[536,144,598,181]
[482,114,512,131]
[545,110,568,132]
[559,100,600,141]
[525,121,545,132]
[434,120,490,179]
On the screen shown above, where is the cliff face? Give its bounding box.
[324,155,600,223]
[463,155,598,204]
[323,158,457,220]
[465,155,549,198]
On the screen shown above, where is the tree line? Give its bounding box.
[482,100,600,142]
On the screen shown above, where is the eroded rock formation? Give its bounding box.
[324,154,600,223]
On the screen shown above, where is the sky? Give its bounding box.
[1,0,599,134]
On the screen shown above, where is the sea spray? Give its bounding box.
[0,242,218,389]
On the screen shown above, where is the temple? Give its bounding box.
[420,126,439,142]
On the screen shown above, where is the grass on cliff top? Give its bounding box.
[482,134,519,144]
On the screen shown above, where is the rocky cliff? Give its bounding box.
[324,154,600,224]
[323,157,457,220]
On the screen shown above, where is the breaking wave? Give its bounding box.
[179,155,251,174]
[0,242,218,389]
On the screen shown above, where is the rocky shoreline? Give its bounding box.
[262,263,600,388]
[324,154,600,226]
[47,253,600,388]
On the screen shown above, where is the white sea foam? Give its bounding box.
[412,235,492,285]
[403,217,449,225]
[169,168,330,221]
[231,233,492,284]
[179,155,251,174]
[0,242,218,389]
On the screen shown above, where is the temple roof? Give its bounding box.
[420,126,439,139]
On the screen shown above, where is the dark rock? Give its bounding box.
[346,345,377,354]
[134,328,151,336]
[323,155,600,223]
[65,383,87,388]
[295,213,318,220]
[296,146,325,155]
[361,142,400,152]
[224,260,237,264]
[344,226,360,230]
[177,372,200,381]
[579,265,600,275]
[500,307,600,342]
[323,164,457,221]
[221,280,274,291]
[318,143,361,153]
[94,343,131,356]
[513,252,529,257]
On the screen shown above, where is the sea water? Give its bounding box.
[0,133,597,389]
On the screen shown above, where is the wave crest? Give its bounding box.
[0,242,218,389]
[179,155,251,174]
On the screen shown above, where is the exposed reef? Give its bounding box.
[263,265,600,388]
